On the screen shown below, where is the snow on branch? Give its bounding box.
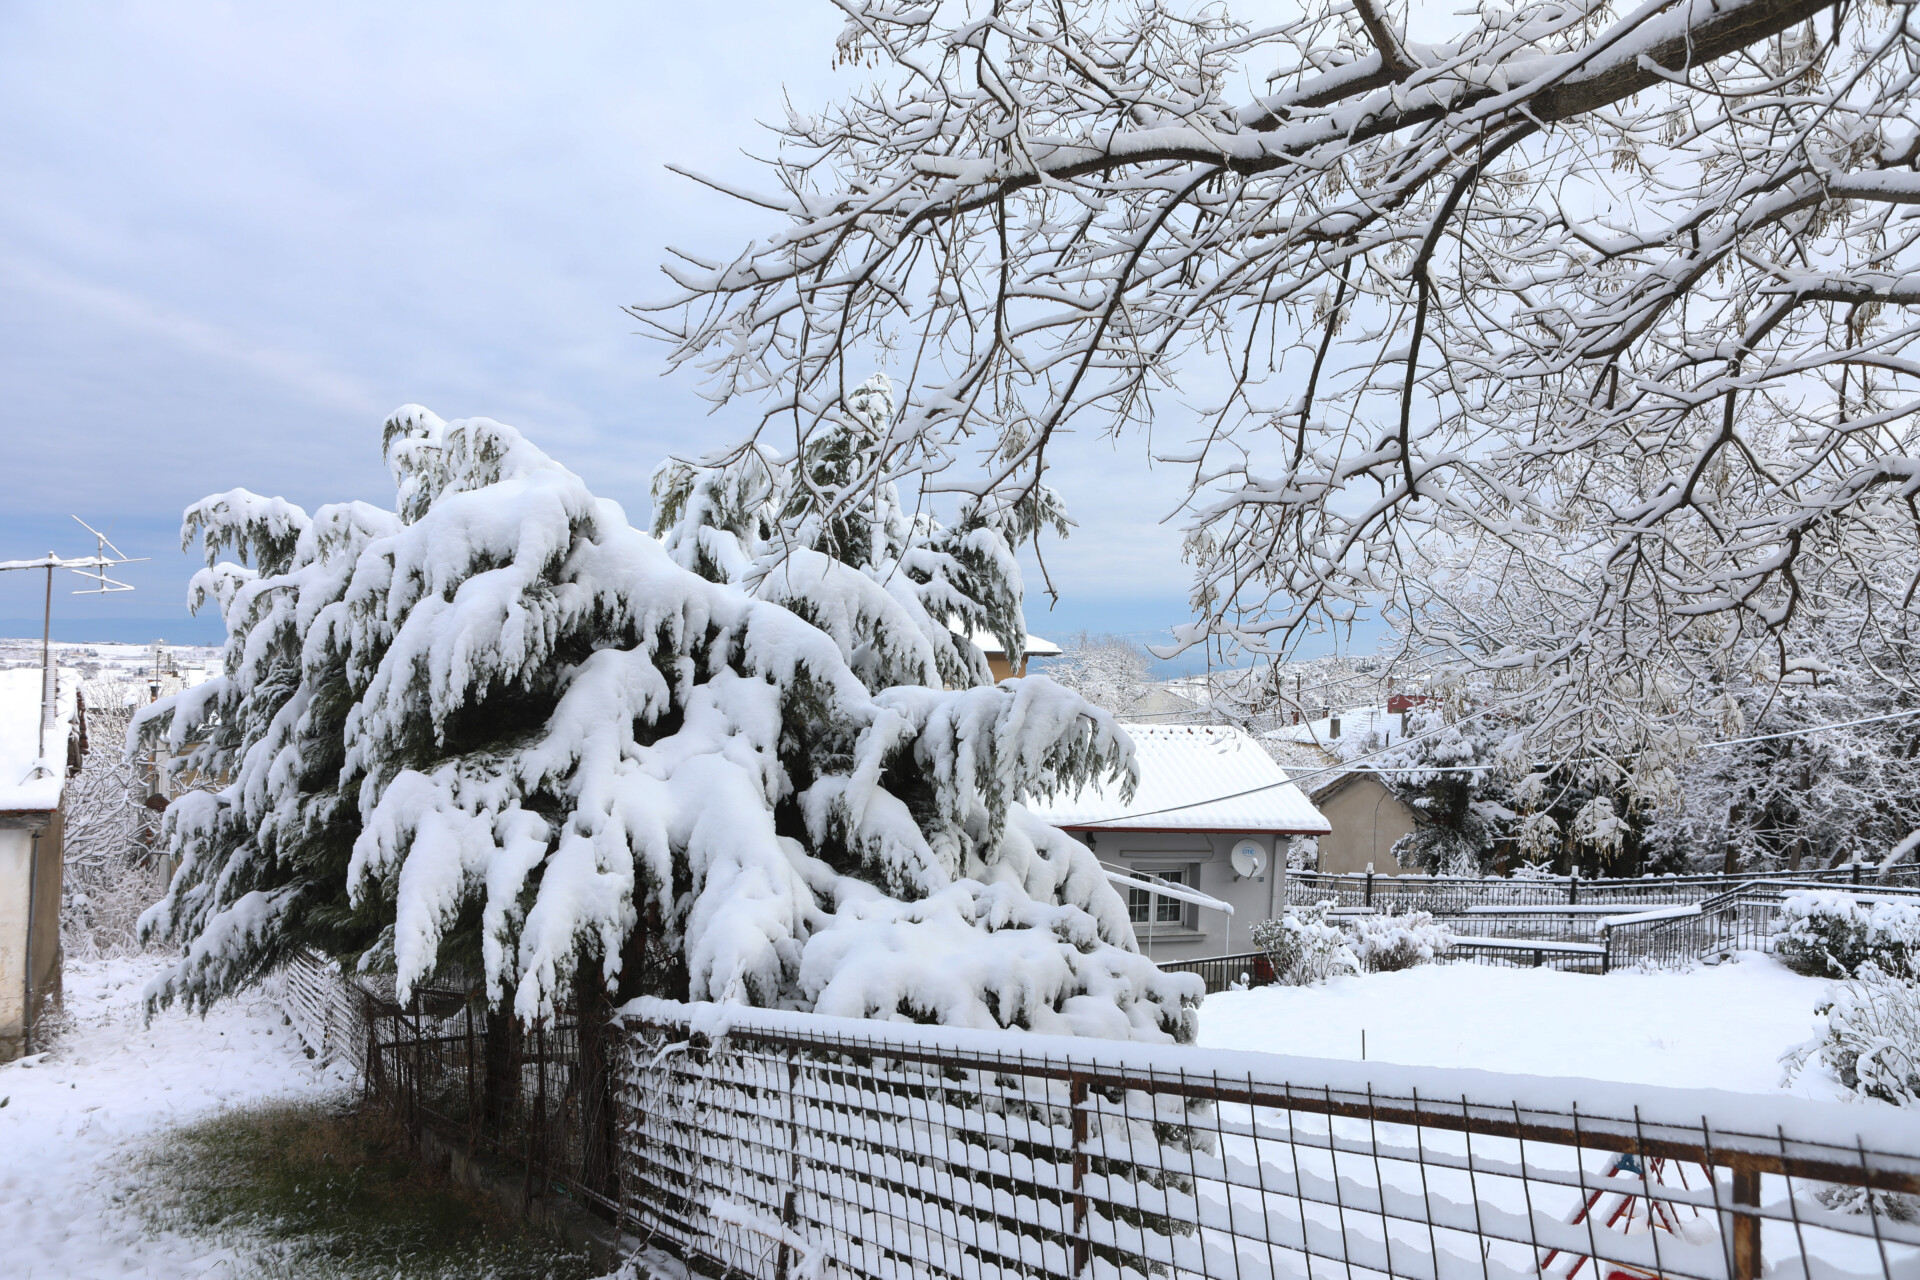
[640,0,1920,760]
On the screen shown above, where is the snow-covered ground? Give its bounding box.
[1198,952,1846,1098]
[0,951,1871,1278]
[1,955,349,1278]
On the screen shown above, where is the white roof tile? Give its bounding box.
[1029,723,1329,833]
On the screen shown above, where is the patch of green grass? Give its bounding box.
[139,1096,602,1280]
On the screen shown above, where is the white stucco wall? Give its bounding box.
[1075,829,1294,961]
[0,827,32,1053]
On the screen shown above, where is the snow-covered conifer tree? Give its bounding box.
[137,407,1199,1043]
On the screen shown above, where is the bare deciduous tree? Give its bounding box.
[642,0,1920,754]
[62,680,165,959]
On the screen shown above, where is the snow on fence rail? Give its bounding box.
[615,999,1920,1280]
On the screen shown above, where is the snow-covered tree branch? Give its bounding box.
[641,0,1920,750]
[136,408,1200,1043]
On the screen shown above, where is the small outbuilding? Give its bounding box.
[971,629,1063,682]
[1265,713,1423,876]
[1027,724,1330,959]
[1,666,83,1061]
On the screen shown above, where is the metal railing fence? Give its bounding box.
[1600,880,1920,972]
[615,1000,1920,1280]
[1158,880,1920,986]
[1288,864,1920,915]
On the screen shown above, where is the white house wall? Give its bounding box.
[1075,830,1291,962]
[0,816,63,1062]
[0,827,32,1056]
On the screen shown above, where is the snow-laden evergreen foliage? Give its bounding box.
[136,408,1200,1042]
[650,374,1067,693]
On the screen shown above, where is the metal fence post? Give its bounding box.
[1731,1161,1763,1280]
[776,1049,801,1280]
[1364,870,1374,908]
[1071,1072,1090,1278]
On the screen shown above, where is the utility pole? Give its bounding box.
[1,518,142,775]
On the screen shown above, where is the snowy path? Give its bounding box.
[0,956,350,1278]
[1198,953,1847,1097]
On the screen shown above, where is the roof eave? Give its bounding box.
[1057,823,1332,835]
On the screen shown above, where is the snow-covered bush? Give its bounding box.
[1249,902,1358,986]
[1775,892,1920,980]
[1346,911,1454,973]
[1783,967,1920,1108]
[136,407,1201,1044]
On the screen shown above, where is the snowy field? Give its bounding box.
[1,956,349,1279]
[1198,953,1847,1098]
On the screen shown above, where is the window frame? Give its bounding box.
[1125,861,1202,932]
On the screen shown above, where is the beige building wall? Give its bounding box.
[0,810,64,1061]
[1312,776,1416,876]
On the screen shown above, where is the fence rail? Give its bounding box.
[614,999,1920,1280]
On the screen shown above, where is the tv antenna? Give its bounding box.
[0,517,146,776]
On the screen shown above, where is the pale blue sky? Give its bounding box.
[0,2,1374,668]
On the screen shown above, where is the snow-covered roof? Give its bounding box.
[969,629,1062,658]
[1266,704,1394,749]
[1029,723,1329,834]
[0,667,79,812]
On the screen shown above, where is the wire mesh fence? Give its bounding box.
[269,951,620,1218]
[614,1000,1920,1280]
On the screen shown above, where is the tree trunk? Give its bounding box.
[480,1001,520,1134]
[574,956,619,1203]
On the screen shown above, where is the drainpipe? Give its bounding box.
[1269,837,1286,920]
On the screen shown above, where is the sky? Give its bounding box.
[0,2,1376,669]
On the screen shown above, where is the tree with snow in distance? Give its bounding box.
[1044,632,1158,716]
[639,0,1920,764]
[134,406,1202,1045]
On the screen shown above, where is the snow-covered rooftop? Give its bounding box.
[969,629,1062,658]
[0,666,79,812]
[1266,704,1395,749]
[1029,723,1329,833]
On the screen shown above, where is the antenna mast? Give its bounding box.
[0,518,144,776]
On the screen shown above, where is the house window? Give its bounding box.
[1128,868,1192,926]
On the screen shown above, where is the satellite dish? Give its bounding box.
[1230,841,1265,879]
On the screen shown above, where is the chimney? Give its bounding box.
[1329,713,1342,739]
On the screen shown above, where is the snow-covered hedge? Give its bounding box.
[135,408,1202,1043]
[1249,902,1359,986]
[1775,891,1920,980]
[1784,966,1920,1108]
[1346,911,1455,973]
